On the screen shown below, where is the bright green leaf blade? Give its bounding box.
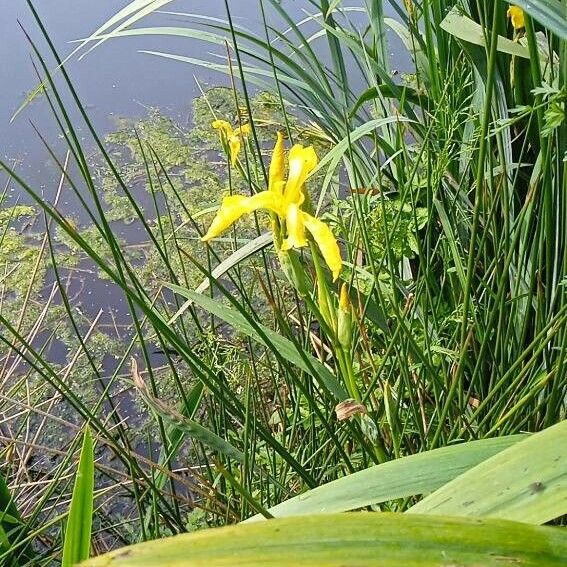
[408,420,567,524]
[246,435,526,521]
[166,286,348,401]
[81,513,567,566]
[441,8,530,58]
[507,0,567,40]
[62,426,94,567]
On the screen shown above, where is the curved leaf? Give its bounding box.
[81,513,567,566]
[408,420,567,524]
[166,286,348,401]
[507,0,567,40]
[441,8,530,58]
[246,435,526,521]
[62,427,94,567]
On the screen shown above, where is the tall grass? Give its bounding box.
[0,0,566,562]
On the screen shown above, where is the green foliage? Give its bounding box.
[81,513,567,566]
[1,0,567,563]
[62,427,94,567]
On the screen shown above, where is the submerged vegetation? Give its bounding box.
[1,0,567,564]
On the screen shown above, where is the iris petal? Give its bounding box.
[235,123,252,136]
[284,145,318,205]
[202,191,285,241]
[212,120,233,137]
[269,132,286,194]
[507,6,525,30]
[228,135,241,167]
[303,213,342,281]
[281,203,308,250]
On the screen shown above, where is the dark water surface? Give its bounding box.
[1,1,293,192]
[1,1,405,196]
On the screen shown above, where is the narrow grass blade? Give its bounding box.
[0,473,35,565]
[62,426,94,567]
[131,359,246,464]
[166,286,348,401]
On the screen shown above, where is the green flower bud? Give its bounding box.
[337,283,353,349]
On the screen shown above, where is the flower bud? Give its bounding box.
[278,248,308,296]
[337,283,353,349]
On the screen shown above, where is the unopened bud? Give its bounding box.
[278,249,308,296]
[337,283,353,348]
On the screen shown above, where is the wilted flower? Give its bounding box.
[202,132,342,280]
[212,119,251,166]
[335,399,367,421]
[507,5,525,30]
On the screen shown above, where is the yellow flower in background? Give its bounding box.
[507,6,525,30]
[202,132,342,281]
[212,119,251,166]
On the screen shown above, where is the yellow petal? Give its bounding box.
[212,119,233,137]
[235,123,251,136]
[201,195,248,241]
[507,6,525,30]
[281,203,308,250]
[303,213,342,281]
[269,132,286,194]
[202,192,285,241]
[284,144,318,205]
[228,135,241,166]
[339,283,350,312]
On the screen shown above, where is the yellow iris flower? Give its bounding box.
[212,119,252,166]
[202,132,342,281]
[507,6,525,30]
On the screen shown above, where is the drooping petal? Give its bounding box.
[201,195,249,241]
[235,123,252,136]
[284,144,318,206]
[303,213,342,281]
[212,120,233,137]
[507,6,525,30]
[281,203,308,250]
[202,191,285,241]
[269,132,286,194]
[228,135,242,167]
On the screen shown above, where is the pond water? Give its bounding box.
[2,1,400,192]
[1,1,284,194]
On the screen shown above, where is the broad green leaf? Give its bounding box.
[81,513,567,566]
[408,420,567,524]
[62,427,94,567]
[507,0,567,40]
[246,435,525,521]
[166,286,348,401]
[441,8,530,58]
